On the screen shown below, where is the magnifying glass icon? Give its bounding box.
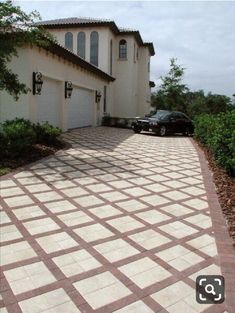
[205,284,216,295]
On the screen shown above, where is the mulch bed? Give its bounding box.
[196,140,235,247]
[0,140,68,176]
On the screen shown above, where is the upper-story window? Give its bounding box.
[90,31,99,66]
[110,39,113,75]
[119,39,127,59]
[134,43,136,63]
[77,32,86,59]
[65,32,73,51]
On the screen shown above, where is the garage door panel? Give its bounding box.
[68,88,94,129]
[38,78,60,127]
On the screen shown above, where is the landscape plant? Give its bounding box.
[0,0,55,100]
[194,110,235,176]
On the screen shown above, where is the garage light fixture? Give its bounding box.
[65,81,73,99]
[33,72,43,95]
[96,90,101,103]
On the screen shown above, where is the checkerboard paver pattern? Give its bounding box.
[0,127,232,313]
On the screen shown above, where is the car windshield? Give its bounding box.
[150,110,170,120]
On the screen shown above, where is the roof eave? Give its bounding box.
[40,41,115,82]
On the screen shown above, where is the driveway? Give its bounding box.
[0,127,234,313]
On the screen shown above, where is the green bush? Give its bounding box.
[1,118,36,158]
[33,122,62,144]
[194,110,235,176]
[0,119,62,158]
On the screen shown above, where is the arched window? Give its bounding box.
[110,40,113,75]
[119,39,127,59]
[77,32,86,59]
[90,31,99,66]
[65,32,73,51]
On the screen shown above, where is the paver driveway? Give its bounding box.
[1,127,234,313]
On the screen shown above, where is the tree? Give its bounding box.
[151,58,189,112]
[151,58,233,117]
[0,1,54,100]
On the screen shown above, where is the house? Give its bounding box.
[0,18,155,131]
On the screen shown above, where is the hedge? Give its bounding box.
[194,110,235,176]
[0,118,62,158]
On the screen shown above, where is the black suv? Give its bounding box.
[132,110,194,136]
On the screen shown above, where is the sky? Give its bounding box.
[14,1,235,98]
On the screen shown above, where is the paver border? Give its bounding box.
[191,138,235,313]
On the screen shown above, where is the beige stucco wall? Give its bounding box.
[49,27,111,74]
[137,47,151,116]
[112,35,150,118]
[48,27,153,118]
[0,49,32,123]
[0,46,113,131]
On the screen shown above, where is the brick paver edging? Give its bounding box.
[191,138,235,313]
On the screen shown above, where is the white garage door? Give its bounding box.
[68,87,94,129]
[38,78,60,127]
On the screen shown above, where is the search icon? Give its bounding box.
[205,284,216,295]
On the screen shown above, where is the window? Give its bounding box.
[148,61,150,72]
[65,32,73,51]
[136,48,139,60]
[110,40,113,75]
[134,43,136,63]
[103,86,107,113]
[119,39,127,59]
[90,31,99,66]
[77,32,85,59]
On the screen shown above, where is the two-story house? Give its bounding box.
[0,17,155,131]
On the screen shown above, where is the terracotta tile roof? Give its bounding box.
[7,31,115,82]
[37,17,114,26]
[42,41,115,82]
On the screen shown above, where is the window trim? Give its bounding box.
[110,39,113,75]
[119,39,127,60]
[90,31,99,67]
[77,31,86,59]
[65,32,73,51]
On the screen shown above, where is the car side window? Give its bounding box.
[172,113,181,120]
[182,114,190,121]
[162,114,171,121]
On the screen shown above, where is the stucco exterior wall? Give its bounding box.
[137,47,151,116]
[0,49,31,123]
[0,46,113,131]
[112,35,145,118]
[48,26,153,119]
[49,27,110,73]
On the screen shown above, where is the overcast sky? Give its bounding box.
[15,1,235,98]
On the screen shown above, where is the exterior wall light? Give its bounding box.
[95,90,101,103]
[65,81,73,99]
[33,72,43,95]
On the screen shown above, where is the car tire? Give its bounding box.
[133,127,141,134]
[184,127,191,136]
[159,125,167,136]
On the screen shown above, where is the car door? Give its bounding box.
[168,113,180,133]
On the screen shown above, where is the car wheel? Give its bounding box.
[159,125,167,136]
[133,127,141,134]
[184,127,190,136]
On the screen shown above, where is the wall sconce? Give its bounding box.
[33,72,43,95]
[65,81,73,99]
[95,90,101,103]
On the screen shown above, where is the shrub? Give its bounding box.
[193,114,217,145]
[194,110,235,176]
[0,119,62,159]
[1,118,36,158]
[33,122,62,144]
